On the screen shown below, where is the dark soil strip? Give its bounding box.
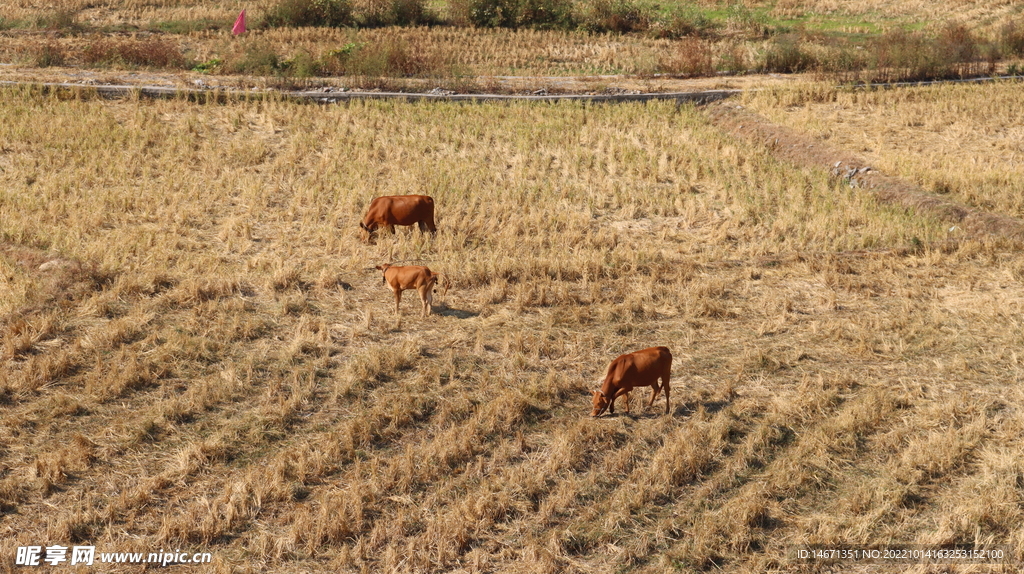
[705,101,1024,241]
[0,80,739,104]
[2,74,1020,103]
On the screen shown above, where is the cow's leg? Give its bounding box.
[662,372,671,414]
[612,388,631,414]
[648,383,661,409]
[419,285,433,317]
[393,289,402,315]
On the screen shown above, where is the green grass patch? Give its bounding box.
[191,58,223,74]
[0,16,24,30]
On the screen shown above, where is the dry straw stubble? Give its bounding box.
[0,85,1021,572]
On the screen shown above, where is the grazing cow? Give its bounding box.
[376,264,446,317]
[591,346,672,417]
[360,195,436,240]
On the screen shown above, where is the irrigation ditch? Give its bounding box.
[2,73,1021,104]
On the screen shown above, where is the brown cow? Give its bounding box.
[360,195,436,241]
[376,264,446,317]
[591,346,672,417]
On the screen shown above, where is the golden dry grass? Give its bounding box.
[0,26,761,79]
[6,0,1021,29]
[3,0,1023,85]
[742,81,1024,219]
[1,86,1023,573]
[770,0,1022,25]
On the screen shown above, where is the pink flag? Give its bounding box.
[232,9,246,35]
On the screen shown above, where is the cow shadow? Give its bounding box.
[433,306,478,319]
[608,411,667,420]
[603,397,733,420]
[672,398,732,418]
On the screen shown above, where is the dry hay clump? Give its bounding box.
[1,86,1022,572]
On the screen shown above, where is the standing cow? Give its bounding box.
[360,195,436,241]
[376,264,445,317]
[591,346,672,417]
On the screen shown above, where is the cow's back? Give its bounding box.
[387,195,433,226]
[385,264,435,289]
[631,346,670,368]
[405,195,434,226]
[607,346,671,387]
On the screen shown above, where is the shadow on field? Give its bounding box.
[434,306,478,319]
[673,398,732,418]
[593,397,734,420]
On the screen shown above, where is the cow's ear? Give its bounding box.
[592,390,599,397]
[375,265,384,271]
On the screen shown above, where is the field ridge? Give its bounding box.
[707,100,1024,241]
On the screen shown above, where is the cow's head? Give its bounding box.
[360,221,377,242]
[591,390,610,417]
[375,264,392,284]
